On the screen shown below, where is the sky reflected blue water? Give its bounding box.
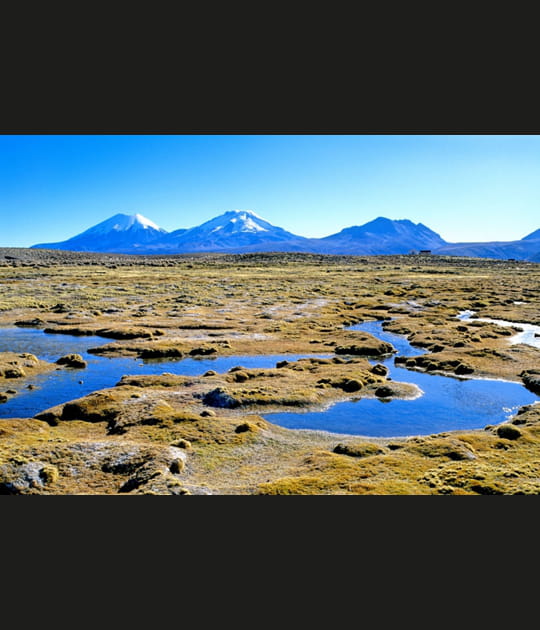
[1,324,538,437]
[0,327,329,418]
[264,321,539,436]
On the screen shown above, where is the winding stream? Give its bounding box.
[1,323,538,437]
[264,320,539,436]
[457,310,540,349]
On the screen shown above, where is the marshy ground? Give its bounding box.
[0,248,539,494]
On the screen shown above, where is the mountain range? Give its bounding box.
[31,210,540,261]
[32,213,168,253]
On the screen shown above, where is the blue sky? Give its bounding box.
[1,134,539,247]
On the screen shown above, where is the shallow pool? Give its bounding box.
[1,323,538,437]
[0,327,330,418]
[264,320,539,436]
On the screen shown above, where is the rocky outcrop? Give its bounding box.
[0,434,189,495]
[0,459,59,494]
[202,387,240,409]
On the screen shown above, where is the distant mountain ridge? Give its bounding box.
[522,228,540,241]
[147,210,311,253]
[433,224,540,262]
[434,238,540,262]
[30,210,540,261]
[32,213,168,253]
[316,217,446,255]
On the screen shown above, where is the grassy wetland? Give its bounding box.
[1,248,539,495]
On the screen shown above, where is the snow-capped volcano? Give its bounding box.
[28,209,540,259]
[206,210,269,234]
[154,209,311,253]
[31,213,168,253]
[85,213,165,234]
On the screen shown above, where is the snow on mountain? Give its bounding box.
[152,210,311,253]
[31,213,168,253]
[30,208,540,260]
[83,213,165,235]
[192,210,270,235]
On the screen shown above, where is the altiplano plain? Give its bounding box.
[1,248,539,495]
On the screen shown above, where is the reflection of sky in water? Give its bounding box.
[0,327,329,419]
[457,311,540,349]
[266,320,539,436]
[1,324,538,437]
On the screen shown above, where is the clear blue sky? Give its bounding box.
[1,134,539,247]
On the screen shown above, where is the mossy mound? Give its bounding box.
[14,318,45,327]
[335,340,395,357]
[97,327,161,340]
[0,352,54,384]
[235,422,258,433]
[117,374,192,388]
[35,387,139,426]
[396,354,474,376]
[39,465,59,484]
[371,363,389,376]
[171,438,192,449]
[333,442,385,458]
[139,347,183,359]
[4,367,26,378]
[521,370,540,395]
[230,370,250,383]
[56,354,87,368]
[189,346,218,356]
[404,437,477,461]
[374,385,394,398]
[496,424,522,440]
[322,377,364,392]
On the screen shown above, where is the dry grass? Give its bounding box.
[0,250,539,494]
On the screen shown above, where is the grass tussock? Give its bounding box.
[1,250,539,493]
